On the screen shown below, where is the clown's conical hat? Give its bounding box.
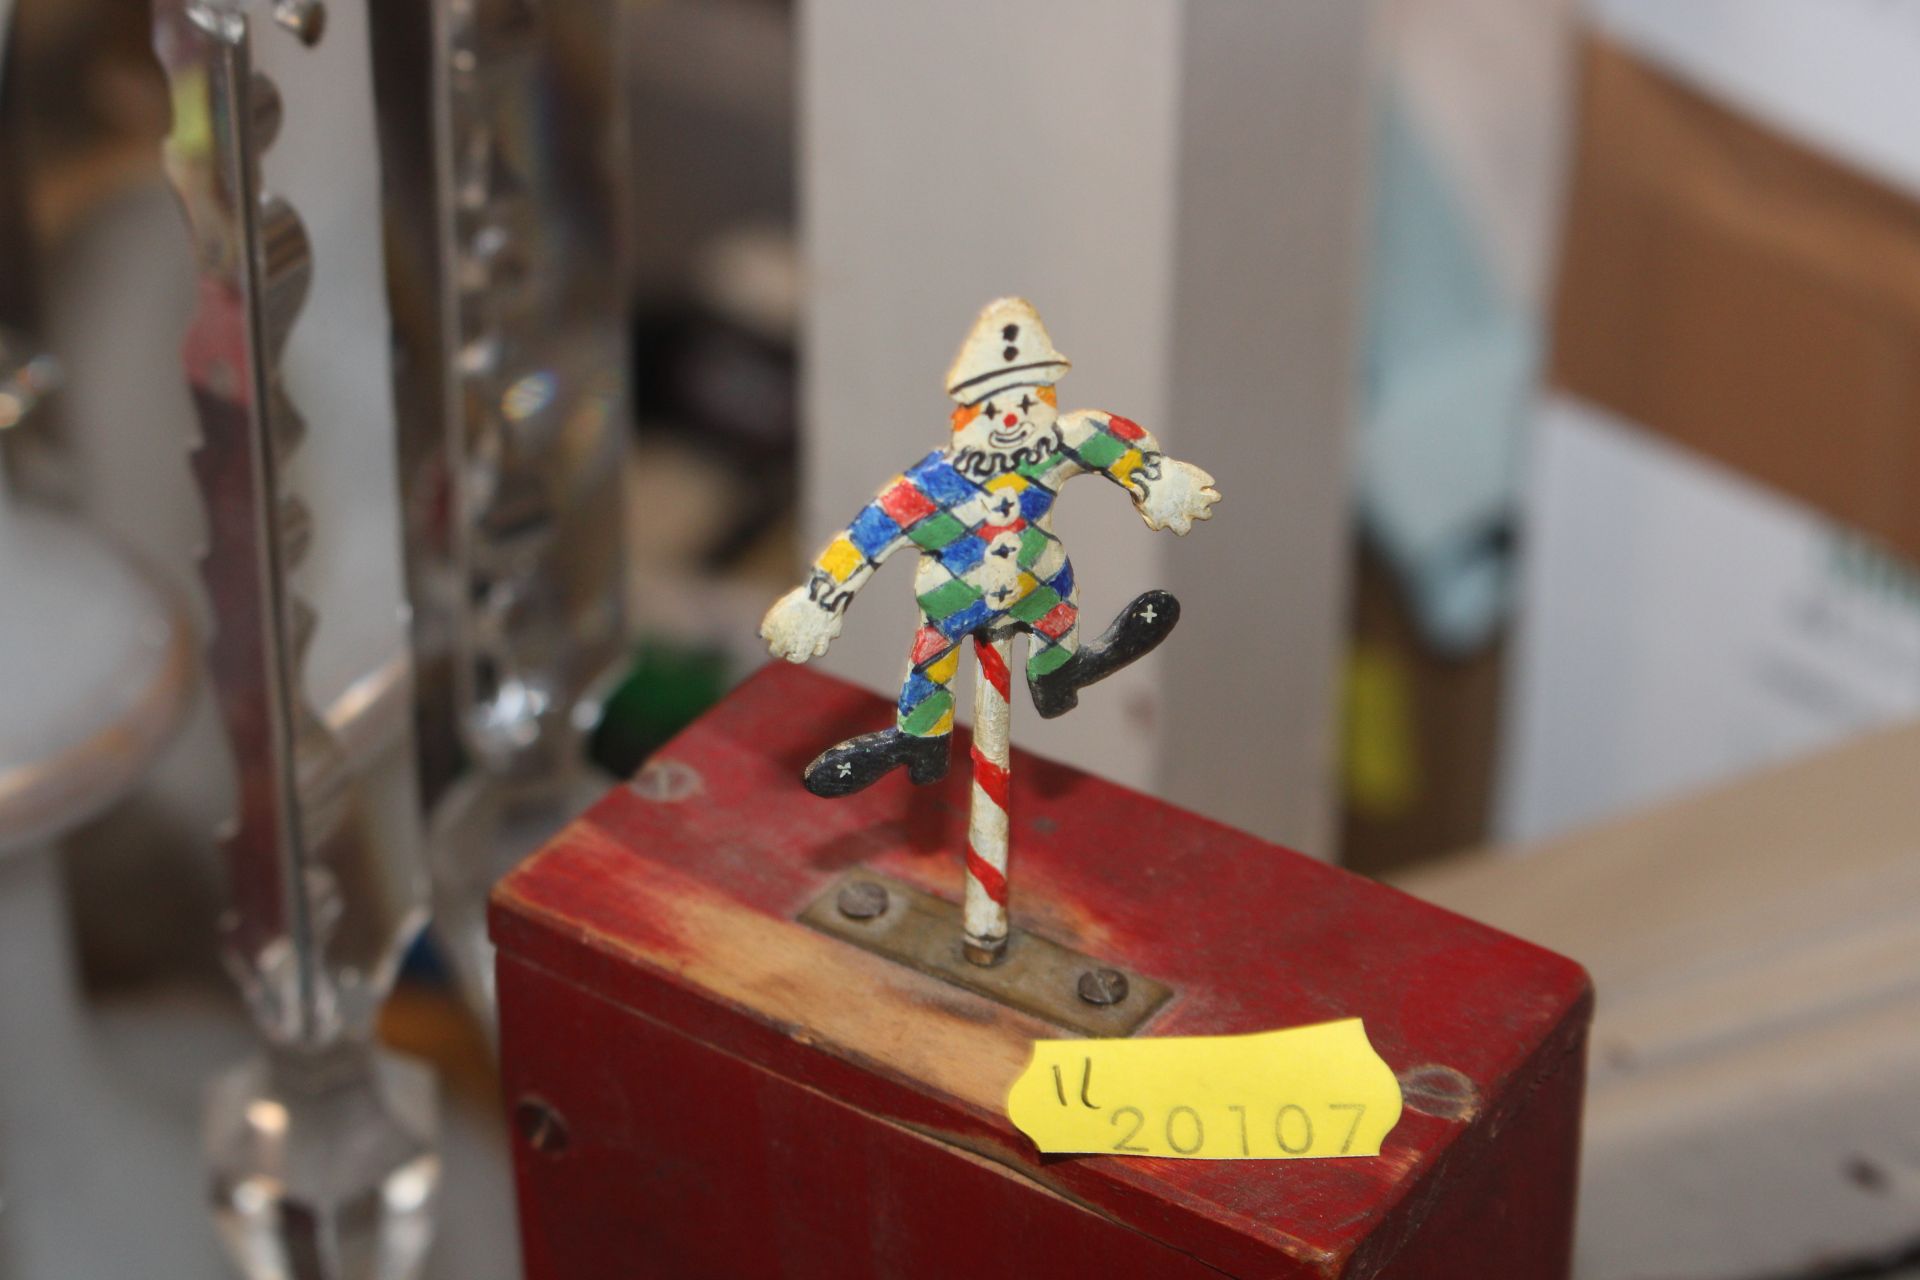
[944,297,1071,406]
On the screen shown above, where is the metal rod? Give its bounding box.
[963,632,1014,965]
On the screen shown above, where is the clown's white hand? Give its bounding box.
[1136,459,1221,535]
[761,587,843,662]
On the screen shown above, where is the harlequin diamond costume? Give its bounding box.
[762,297,1220,797]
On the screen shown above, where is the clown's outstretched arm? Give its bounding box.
[1057,409,1221,535]
[760,463,927,661]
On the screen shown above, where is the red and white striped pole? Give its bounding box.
[963,632,1014,965]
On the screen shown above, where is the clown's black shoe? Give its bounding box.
[803,728,951,798]
[1029,589,1181,720]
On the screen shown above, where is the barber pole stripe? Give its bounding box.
[964,632,1014,961]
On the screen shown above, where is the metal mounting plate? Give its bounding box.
[799,871,1174,1037]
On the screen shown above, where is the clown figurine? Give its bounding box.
[762,297,1219,961]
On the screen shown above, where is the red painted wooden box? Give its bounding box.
[492,664,1591,1279]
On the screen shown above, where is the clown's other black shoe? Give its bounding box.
[1029,590,1181,720]
[802,728,951,797]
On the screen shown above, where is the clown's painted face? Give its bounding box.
[951,384,1058,457]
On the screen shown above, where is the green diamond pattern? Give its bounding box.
[900,689,954,736]
[917,577,982,620]
[1027,644,1071,677]
[1009,585,1061,623]
[1073,430,1126,471]
[1018,453,1065,483]
[907,511,966,550]
[1017,527,1051,569]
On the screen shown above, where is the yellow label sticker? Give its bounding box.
[1006,1018,1403,1159]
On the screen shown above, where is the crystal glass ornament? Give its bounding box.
[153,2,439,1273]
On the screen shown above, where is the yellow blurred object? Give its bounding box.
[1341,642,1419,821]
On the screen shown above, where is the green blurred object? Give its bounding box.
[588,640,732,777]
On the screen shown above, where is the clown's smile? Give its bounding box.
[989,423,1035,448]
[982,391,1050,449]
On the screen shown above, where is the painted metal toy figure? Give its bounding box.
[762,297,1219,962]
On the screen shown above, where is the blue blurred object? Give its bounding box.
[1359,88,1541,656]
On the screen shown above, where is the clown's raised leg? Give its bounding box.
[800,590,1181,798]
[1028,589,1180,719]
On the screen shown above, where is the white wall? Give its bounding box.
[800,0,1370,852]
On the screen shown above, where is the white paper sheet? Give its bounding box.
[1497,396,1920,843]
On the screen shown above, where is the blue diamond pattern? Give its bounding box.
[937,534,986,576]
[936,597,995,638]
[898,670,939,715]
[1048,561,1075,600]
[906,453,978,507]
[848,503,902,559]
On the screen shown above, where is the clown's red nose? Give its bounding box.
[1003,413,1018,427]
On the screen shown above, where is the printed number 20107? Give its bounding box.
[1107,1100,1369,1158]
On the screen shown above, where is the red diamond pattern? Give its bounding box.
[878,480,938,527]
[1033,602,1077,639]
[910,626,952,667]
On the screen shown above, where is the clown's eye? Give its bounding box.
[982,401,997,418]
[1018,394,1034,412]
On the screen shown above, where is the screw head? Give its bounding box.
[1077,968,1130,1007]
[629,758,703,803]
[1396,1064,1480,1120]
[514,1097,570,1154]
[836,880,889,921]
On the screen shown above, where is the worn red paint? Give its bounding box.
[493,664,1592,1279]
